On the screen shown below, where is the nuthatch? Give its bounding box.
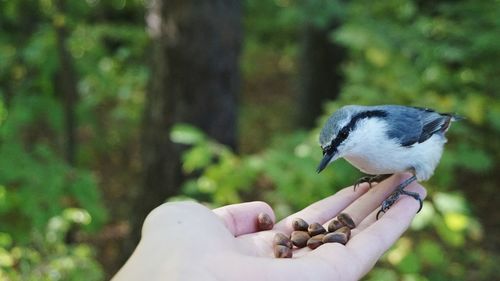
[316,105,460,218]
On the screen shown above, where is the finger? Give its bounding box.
[346,184,427,276]
[323,173,415,229]
[213,201,275,236]
[302,184,426,280]
[351,182,425,236]
[274,183,371,234]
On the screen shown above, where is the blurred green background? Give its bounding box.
[0,0,499,280]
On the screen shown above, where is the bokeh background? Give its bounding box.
[1,0,499,280]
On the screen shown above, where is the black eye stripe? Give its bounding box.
[325,110,387,153]
[323,145,335,156]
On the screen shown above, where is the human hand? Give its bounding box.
[113,173,425,281]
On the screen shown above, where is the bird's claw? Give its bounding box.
[375,175,422,220]
[411,194,423,213]
[376,200,392,219]
[376,191,400,219]
[376,209,386,220]
[353,174,391,191]
[353,176,374,191]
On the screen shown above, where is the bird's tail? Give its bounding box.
[441,113,463,133]
[445,113,465,122]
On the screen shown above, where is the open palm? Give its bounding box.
[114,174,425,281]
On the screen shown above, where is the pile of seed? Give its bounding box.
[273,213,356,258]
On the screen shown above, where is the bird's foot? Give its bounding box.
[353,174,392,191]
[376,175,422,219]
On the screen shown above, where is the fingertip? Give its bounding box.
[400,182,427,214]
[213,201,276,236]
[414,183,427,199]
[253,201,276,222]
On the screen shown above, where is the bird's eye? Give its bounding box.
[338,130,349,139]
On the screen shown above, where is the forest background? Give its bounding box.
[0,0,499,280]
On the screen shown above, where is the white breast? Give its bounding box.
[342,118,446,181]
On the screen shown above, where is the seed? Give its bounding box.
[307,234,325,250]
[337,213,356,229]
[308,222,326,236]
[291,231,310,248]
[273,233,292,248]
[327,219,343,232]
[336,226,351,240]
[322,232,348,245]
[257,212,274,231]
[322,227,351,245]
[274,245,293,258]
[292,218,309,231]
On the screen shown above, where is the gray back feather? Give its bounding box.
[371,105,453,146]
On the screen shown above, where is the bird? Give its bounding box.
[316,105,461,219]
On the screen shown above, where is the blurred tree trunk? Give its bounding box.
[54,0,78,166]
[131,0,241,247]
[298,20,345,128]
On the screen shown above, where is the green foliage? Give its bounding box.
[0,0,147,279]
[0,94,106,237]
[0,208,103,281]
[0,96,106,279]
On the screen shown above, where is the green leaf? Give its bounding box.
[417,240,446,267]
[433,192,468,214]
[182,144,214,172]
[0,248,13,267]
[171,124,207,145]
[434,216,465,247]
[0,233,12,248]
[397,252,421,274]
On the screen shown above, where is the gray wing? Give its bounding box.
[382,106,452,147]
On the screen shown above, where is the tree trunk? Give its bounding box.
[298,20,345,128]
[131,0,242,247]
[54,0,78,166]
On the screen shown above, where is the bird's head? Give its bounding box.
[317,106,354,173]
[316,105,388,173]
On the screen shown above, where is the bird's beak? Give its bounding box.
[316,152,335,173]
